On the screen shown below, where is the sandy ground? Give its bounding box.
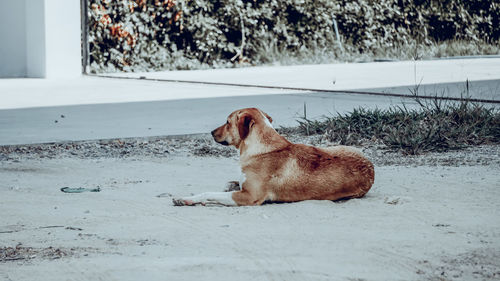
[1,136,499,281]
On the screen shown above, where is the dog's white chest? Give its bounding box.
[239,170,247,185]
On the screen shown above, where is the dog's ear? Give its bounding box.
[238,113,255,140]
[261,111,273,123]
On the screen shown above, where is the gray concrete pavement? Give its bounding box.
[362,79,500,101]
[2,78,499,146]
[107,58,500,93]
[0,91,408,145]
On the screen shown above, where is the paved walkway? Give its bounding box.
[0,58,499,145]
[104,57,500,100]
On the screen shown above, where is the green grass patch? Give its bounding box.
[287,96,500,155]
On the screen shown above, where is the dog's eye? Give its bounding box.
[226,120,229,125]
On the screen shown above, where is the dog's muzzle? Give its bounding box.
[211,129,229,146]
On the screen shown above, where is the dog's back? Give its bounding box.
[244,143,374,203]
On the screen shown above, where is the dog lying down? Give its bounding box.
[173,107,374,206]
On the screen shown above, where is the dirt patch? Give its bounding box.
[1,134,498,167]
[0,167,42,173]
[425,248,500,280]
[0,135,232,160]
[0,244,94,263]
[192,144,237,158]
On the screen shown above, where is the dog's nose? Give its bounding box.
[211,130,216,137]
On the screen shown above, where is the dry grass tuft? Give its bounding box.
[283,90,500,155]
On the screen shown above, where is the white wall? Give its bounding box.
[0,0,81,78]
[0,0,27,78]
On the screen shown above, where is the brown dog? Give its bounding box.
[173,108,374,206]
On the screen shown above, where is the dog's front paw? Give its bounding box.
[224,181,240,192]
[172,198,195,206]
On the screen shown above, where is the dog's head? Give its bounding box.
[211,108,273,148]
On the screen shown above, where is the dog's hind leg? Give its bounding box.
[231,188,268,206]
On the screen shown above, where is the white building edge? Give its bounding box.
[0,0,82,78]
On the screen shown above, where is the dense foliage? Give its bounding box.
[87,0,500,73]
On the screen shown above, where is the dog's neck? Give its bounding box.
[239,126,290,161]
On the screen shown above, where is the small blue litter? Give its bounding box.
[60,187,101,193]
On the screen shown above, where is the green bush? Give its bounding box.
[87,0,500,73]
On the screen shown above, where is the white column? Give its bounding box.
[42,0,82,78]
